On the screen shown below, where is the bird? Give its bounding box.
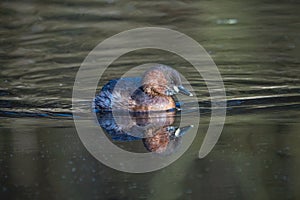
[93,64,193,112]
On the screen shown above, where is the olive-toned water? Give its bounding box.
[1,0,299,199]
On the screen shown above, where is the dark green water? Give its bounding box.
[1,0,300,199]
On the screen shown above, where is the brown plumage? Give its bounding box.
[94,64,193,112]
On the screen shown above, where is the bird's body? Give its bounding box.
[93,65,192,112]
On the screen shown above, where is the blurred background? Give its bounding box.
[0,0,299,199]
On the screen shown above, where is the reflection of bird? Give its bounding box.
[93,64,193,112]
[97,111,193,154]
[142,127,178,154]
[96,112,175,141]
[143,125,193,155]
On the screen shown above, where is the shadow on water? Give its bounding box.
[0,0,300,199]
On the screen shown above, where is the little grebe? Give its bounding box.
[93,64,193,112]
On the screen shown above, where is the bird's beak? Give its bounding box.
[178,85,193,96]
[175,125,194,137]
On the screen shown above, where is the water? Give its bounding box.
[1,0,300,199]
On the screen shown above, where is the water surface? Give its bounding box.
[0,0,299,199]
